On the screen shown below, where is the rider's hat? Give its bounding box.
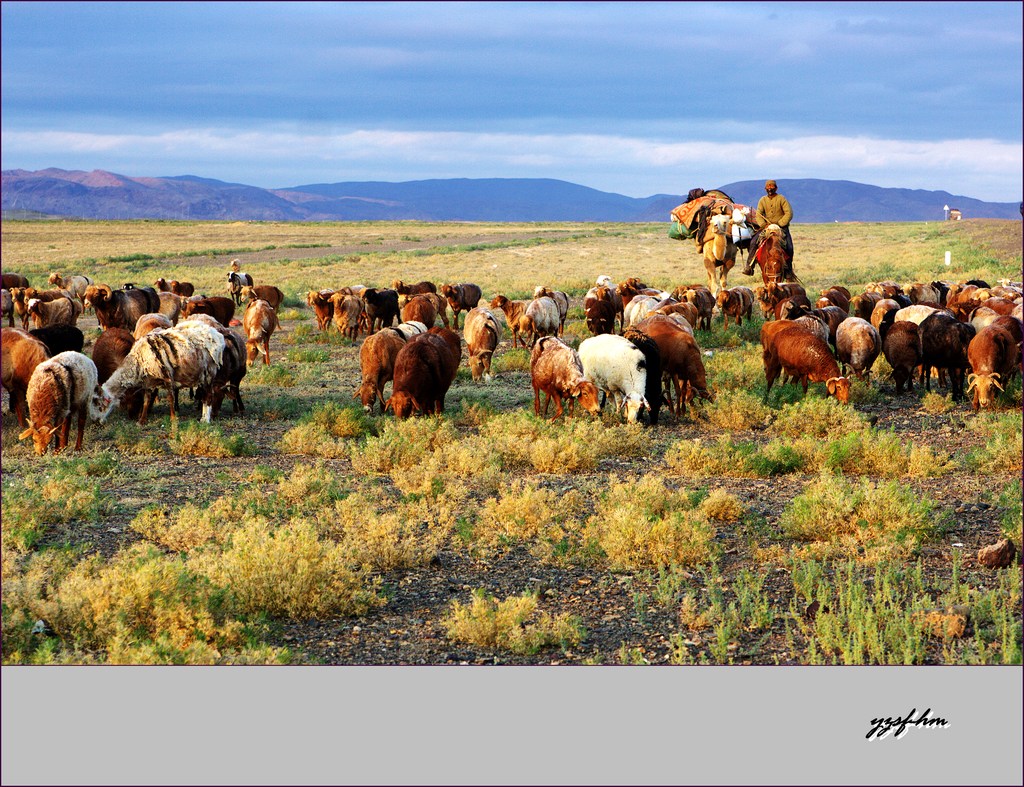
[765,179,777,189]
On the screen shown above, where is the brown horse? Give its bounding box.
[752,227,793,288]
[700,213,736,296]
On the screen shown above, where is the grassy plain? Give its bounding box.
[1,217,1021,665]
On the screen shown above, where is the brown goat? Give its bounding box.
[400,294,438,329]
[530,336,601,420]
[533,287,570,336]
[28,295,82,328]
[489,294,530,348]
[19,351,102,455]
[835,317,881,380]
[331,292,365,340]
[2,327,50,426]
[634,315,712,417]
[307,289,335,330]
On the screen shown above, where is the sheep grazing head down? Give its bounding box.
[620,392,650,423]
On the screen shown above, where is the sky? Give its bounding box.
[2,1,1021,202]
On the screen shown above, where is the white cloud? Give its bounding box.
[2,127,1020,202]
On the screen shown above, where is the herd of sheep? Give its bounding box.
[2,263,1022,457]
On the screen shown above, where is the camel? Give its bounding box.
[700,212,737,296]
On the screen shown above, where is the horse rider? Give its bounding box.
[742,180,794,278]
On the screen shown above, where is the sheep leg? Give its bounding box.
[166,384,178,422]
[533,385,542,416]
[75,407,86,451]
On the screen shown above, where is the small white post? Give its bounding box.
[944,251,951,266]
[943,204,950,221]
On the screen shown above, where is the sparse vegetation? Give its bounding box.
[2,218,1019,665]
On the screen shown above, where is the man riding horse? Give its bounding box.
[742,180,795,280]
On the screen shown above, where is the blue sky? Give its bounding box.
[2,1,1021,201]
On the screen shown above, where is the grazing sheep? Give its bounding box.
[584,286,618,336]
[96,320,226,424]
[2,328,50,426]
[463,306,504,382]
[679,286,715,330]
[755,282,806,321]
[133,313,174,340]
[592,276,625,332]
[354,329,407,413]
[84,284,160,331]
[635,315,711,417]
[530,336,601,420]
[524,296,560,346]
[578,333,650,423]
[400,294,438,329]
[907,282,942,306]
[242,298,277,366]
[27,295,82,329]
[91,327,144,418]
[850,292,885,322]
[386,321,427,341]
[29,324,85,357]
[893,304,943,326]
[624,295,661,328]
[882,321,923,394]
[533,287,570,336]
[392,280,438,299]
[622,327,663,425]
[196,323,247,419]
[361,288,401,333]
[180,296,235,327]
[489,294,531,348]
[241,285,285,326]
[794,313,831,347]
[654,301,700,332]
[227,271,254,305]
[716,286,755,327]
[816,287,851,313]
[441,283,483,330]
[1,288,13,327]
[18,351,104,455]
[331,292,365,339]
[763,325,850,404]
[835,317,882,380]
[918,312,976,401]
[386,331,461,418]
[870,299,901,332]
[966,323,1019,410]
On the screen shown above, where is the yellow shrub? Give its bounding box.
[444,589,585,655]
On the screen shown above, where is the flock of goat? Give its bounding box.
[2,262,1022,456]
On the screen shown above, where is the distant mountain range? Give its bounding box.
[1,168,1019,223]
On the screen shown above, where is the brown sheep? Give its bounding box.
[816,287,851,313]
[91,327,144,419]
[307,289,336,330]
[19,351,103,455]
[157,292,183,325]
[763,325,850,404]
[836,317,881,380]
[28,295,82,328]
[489,294,531,348]
[919,312,975,401]
[133,313,174,340]
[882,321,923,394]
[530,336,602,420]
[716,286,755,327]
[585,295,617,336]
[2,273,29,290]
[463,307,504,382]
[12,287,71,329]
[2,327,50,426]
[870,298,901,332]
[400,294,438,329]
[332,292,365,340]
[755,282,807,320]
[354,329,407,413]
[525,296,560,346]
[180,296,235,327]
[440,283,483,330]
[386,331,461,418]
[84,284,160,330]
[2,288,13,327]
[654,301,700,331]
[592,276,625,332]
[241,285,285,328]
[679,286,715,330]
[48,273,93,306]
[154,277,195,297]
[392,280,438,298]
[242,299,277,366]
[634,315,712,417]
[966,324,1019,410]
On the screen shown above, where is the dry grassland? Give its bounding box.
[2,217,1021,666]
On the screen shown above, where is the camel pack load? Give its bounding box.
[668,188,754,248]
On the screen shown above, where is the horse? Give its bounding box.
[700,212,737,297]
[750,226,797,289]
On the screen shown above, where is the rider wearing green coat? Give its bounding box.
[743,180,794,277]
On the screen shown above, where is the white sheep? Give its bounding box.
[578,333,650,423]
[97,319,226,424]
